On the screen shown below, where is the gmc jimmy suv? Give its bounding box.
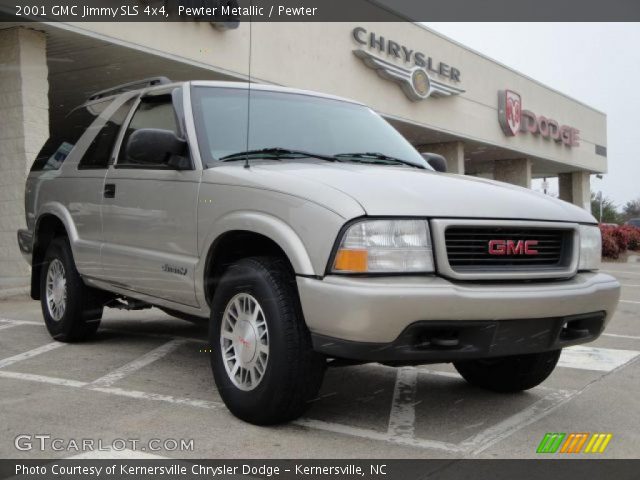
[18,78,620,425]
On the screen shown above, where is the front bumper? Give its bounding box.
[297,272,620,361]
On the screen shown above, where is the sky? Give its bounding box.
[424,23,640,210]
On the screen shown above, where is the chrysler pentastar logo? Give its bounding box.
[352,28,465,101]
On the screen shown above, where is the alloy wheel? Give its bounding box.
[220,293,269,391]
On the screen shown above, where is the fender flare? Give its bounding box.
[197,211,316,279]
[30,203,77,299]
[35,202,79,245]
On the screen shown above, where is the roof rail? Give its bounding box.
[87,76,173,101]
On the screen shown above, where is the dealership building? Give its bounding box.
[0,20,608,277]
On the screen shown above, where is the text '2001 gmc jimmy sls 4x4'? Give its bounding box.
[18,78,620,425]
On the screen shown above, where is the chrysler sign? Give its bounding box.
[498,90,580,147]
[352,27,465,101]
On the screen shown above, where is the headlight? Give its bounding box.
[578,225,601,271]
[332,219,434,273]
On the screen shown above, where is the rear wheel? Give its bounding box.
[40,237,103,342]
[453,350,561,393]
[209,256,325,425]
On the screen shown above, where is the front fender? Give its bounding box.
[199,211,315,276]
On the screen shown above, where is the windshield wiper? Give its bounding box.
[334,152,424,169]
[219,147,337,163]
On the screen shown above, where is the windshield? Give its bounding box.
[191,86,430,169]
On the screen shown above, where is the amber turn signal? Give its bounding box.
[333,249,368,272]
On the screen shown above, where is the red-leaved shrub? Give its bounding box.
[599,225,620,259]
[612,227,631,251]
[620,225,640,251]
[599,224,640,258]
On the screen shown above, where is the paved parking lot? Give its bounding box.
[1,262,639,459]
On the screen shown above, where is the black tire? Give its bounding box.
[40,237,103,342]
[209,256,326,425]
[453,350,561,393]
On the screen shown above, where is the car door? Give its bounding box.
[69,96,138,277]
[100,91,201,307]
[28,96,135,278]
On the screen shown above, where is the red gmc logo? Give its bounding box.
[488,239,539,256]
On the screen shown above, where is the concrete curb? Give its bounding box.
[627,254,640,263]
[0,287,30,300]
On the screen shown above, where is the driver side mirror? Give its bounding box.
[125,128,190,170]
[421,153,448,173]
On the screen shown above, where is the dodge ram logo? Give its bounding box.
[488,240,539,256]
[498,90,522,136]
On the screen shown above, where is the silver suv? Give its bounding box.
[18,78,620,425]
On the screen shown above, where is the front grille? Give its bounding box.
[445,226,573,271]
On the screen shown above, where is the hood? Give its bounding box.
[243,161,596,223]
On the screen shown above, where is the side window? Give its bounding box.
[117,96,179,168]
[31,99,112,172]
[78,98,135,170]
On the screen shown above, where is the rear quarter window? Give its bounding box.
[30,99,113,172]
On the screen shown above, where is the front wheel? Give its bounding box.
[453,350,561,393]
[209,257,325,425]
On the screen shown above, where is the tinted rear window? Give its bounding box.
[31,99,112,172]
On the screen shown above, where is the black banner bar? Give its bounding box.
[1,460,640,480]
[1,0,640,22]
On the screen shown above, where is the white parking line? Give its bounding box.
[462,389,575,455]
[620,300,640,305]
[1,313,638,456]
[387,367,418,439]
[602,269,640,276]
[0,323,21,331]
[0,342,65,369]
[0,370,87,388]
[621,284,640,287]
[603,333,640,341]
[89,386,221,410]
[0,364,222,409]
[295,418,463,453]
[0,361,581,455]
[417,368,459,379]
[89,338,188,388]
[558,345,640,372]
[0,318,41,326]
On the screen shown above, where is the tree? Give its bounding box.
[622,198,640,221]
[591,192,621,224]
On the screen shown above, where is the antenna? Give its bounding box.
[244,2,253,169]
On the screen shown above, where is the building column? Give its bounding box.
[493,158,532,188]
[417,141,465,174]
[0,27,49,277]
[559,172,591,210]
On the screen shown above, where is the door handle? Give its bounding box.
[104,183,116,199]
